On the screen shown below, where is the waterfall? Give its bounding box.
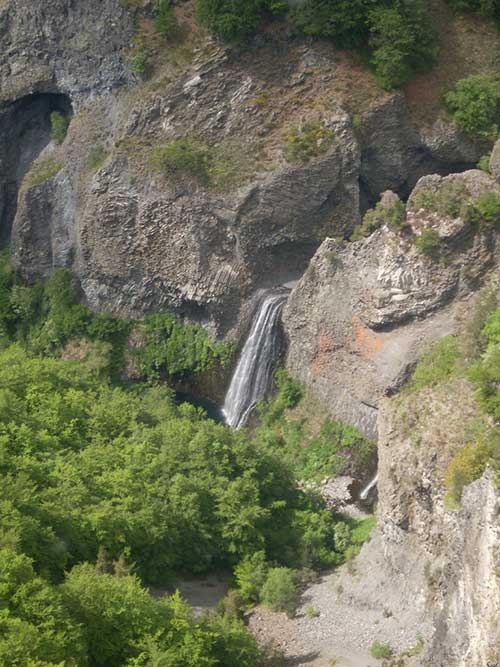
[223,290,288,429]
[360,474,378,501]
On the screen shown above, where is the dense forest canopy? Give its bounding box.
[0,256,374,666]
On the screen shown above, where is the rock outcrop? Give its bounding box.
[375,378,500,666]
[284,169,500,437]
[0,0,133,104]
[1,0,489,336]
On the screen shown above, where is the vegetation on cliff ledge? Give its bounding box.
[406,289,500,508]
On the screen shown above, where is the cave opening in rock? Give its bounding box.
[0,92,73,245]
[359,152,477,214]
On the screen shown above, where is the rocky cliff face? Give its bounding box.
[375,378,500,666]
[284,167,500,437]
[2,0,486,337]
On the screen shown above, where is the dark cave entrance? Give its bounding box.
[358,145,477,214]
[0,92,73,245]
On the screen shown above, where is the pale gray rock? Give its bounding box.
[284,171,500,437]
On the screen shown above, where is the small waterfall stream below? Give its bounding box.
[223,289,289,429]
[360,474,378,500]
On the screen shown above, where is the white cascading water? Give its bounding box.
[223,290,288,429]
[360,474,378,500]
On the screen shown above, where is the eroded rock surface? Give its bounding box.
[284,170,500,437]
[2,1,488,336]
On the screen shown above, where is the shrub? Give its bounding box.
[369,0,437,90]
[196,0,284,41]
[351,197,406,240]
[260,568,299,616]
[155,0,177,36]
[30,157,63,185]
[291,0,436,88]
[259,369,303,425]
[445,75,499,138]
[235,551,268,603]
[149,138,210,184]
[478,153,492,173]
[136,312,231,381]
[50,111,69,144]
[370,640,392,659]
[289,0,372,47]
[131,49,147,74]
[467,191,500,227]
[444,441,490,508]
[282,121,335,164]
[415,228,441,255]
[295,419,375,481]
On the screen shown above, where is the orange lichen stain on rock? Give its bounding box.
[350,315,383,358]
[310,331,339,376]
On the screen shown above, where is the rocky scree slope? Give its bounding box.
[1,0,489,337]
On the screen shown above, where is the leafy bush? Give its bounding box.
[351,197,406,240]
[370,640,392,659]
[150,138,210,183]
[0,546,264,667]
[290,0,436,89]
[415,228,441,255]
[131,49,147,74]
[235,551,269,603]
[137,312,231,381]
[444,441,490,507]
[196,0,285,41]
[469,309,500,417]
[289,0,372,47]
[50,111,69,144]
[259,369,304,426]
[467,191,500,227]
[282,121,335,164]
[155,0,177,37]
[260,567,299,616]
[0,343,348,583]
[409,336,460,391]
[294,419,375,482]
[30,157,63,185]
[478,152,492,173]
[369,0,437,90]
[445,74,499,138]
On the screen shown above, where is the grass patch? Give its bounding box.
[30,157,63,186]
[149,137,210,184]
[408,336,460,391]
[149,137,262,190]
[370,640,392,659]
[351,197,406,241]
[411,179,471,218]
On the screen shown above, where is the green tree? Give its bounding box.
[0,549,85,667]
[260,567,299,616]
[445,75,499,138]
